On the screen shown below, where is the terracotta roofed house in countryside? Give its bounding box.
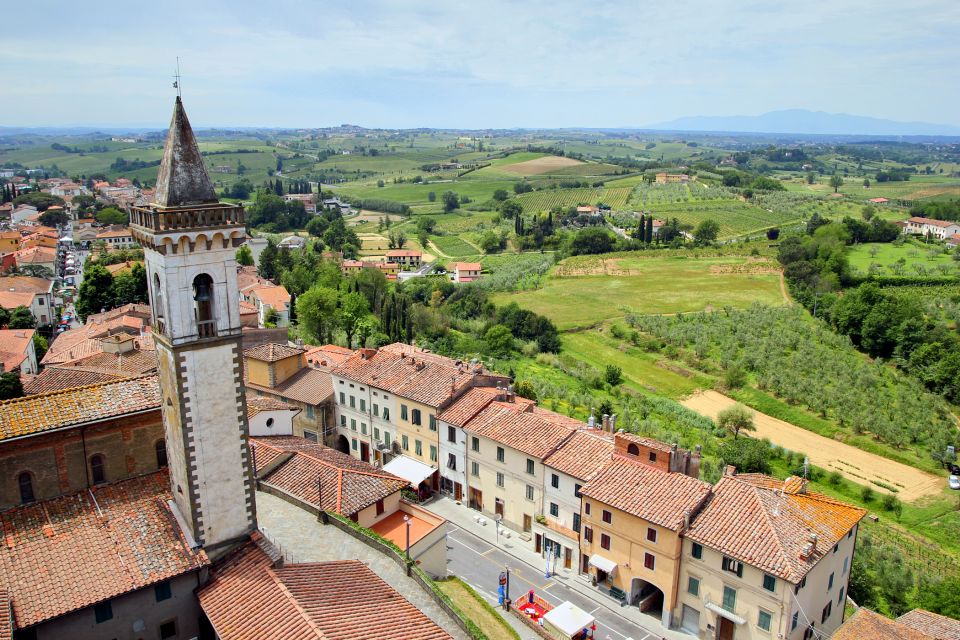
[897,609,960,640]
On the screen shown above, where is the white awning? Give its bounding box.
[588,554,617,575]
[382,455,435,487]
[543,601,595,637]
[705,602,747,625]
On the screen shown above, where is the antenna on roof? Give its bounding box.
[172,57,182,98]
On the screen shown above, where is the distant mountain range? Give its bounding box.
[645,109,960,136]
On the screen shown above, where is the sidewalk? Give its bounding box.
[426,496,693,640]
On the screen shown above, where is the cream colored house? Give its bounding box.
[675,471,866,640]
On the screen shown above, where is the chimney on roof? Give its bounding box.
[609,414,616,432]
[683,510,692,531]
[602,414,609,431]
[801,532,818,560]
[587,408,596,428]
[507,384,515,402]
[724,465,736,477]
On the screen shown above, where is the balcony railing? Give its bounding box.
[197,320,218,339]
[130,205,244,232]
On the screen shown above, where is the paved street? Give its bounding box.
[446,522,663,640]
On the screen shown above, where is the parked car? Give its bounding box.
[949,475,960,491]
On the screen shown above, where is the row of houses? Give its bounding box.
[329,343,866,639]
[901,216,960,244]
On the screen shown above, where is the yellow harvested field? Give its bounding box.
[681,390,944,501]
[500,155,584,175]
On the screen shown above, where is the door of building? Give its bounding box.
[681,605,700,634]
[582,554,590,574]
[535,534,542,553]
[454,482,463,501]
[523,514,532,532]
[564,547,572,569]
[718,617,734,640]
[469,488,483,511]
[495,498,504,518]
[360,442,370,463]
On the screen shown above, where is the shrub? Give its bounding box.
[604,364,623,386]
[861,486,875,503]
[828,471,843,486]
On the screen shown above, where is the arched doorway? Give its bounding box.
[630,577,665,622]
[335,435,350,454]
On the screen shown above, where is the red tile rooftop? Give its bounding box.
[369,507,442,548]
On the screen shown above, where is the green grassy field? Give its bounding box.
[848,240,959,276]
[492,253,786,329]
[513,186,632,212]
[430,234,480,258]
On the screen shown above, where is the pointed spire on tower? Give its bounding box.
[153,97,218,208]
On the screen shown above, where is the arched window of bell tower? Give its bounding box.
[152,273,165,333]
[193,273,217,338]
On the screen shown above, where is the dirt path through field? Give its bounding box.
[681,390,943,501]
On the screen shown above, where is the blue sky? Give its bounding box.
[3,0,958,129]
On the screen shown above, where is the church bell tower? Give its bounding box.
[130,97,255,557]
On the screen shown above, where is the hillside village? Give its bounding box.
[0,93,957,640]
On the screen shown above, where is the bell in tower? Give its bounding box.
[130,97,256,558]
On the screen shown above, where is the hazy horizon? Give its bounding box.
[2,0,958,130]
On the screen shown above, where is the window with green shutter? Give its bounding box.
[758,610,772,632]
[687,576,700,596]
[722,586,737,612]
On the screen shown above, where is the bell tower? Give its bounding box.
[130,97,255,557]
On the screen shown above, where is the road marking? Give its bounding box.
[481,548,495,556]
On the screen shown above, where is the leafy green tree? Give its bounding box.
[498,200,522,219]
[95,207,129,225]
[18,265,54,279]
[492,189,509,202]
[514,380,537,401]
[110,263,148,306]
[479,230,506,254]
[388,229,407,249]
[484,324,514,355]
[570,227,614,255]
[645,216,654,244]
[442,191,459,212]
[917,577,960,619]
[693,219,720,244]
[13,192,64,211]
[718,438,770,473]
[236,244,254,266]
[427,192,436,202]
[39,208,68,227]
[0,307,10,328]
[717,404,755,439]
[338,291,370,348]
[297,286,340,343]
[75,264,114,320]
[0,372,24,400]
[604,364,623,386]
[32,333,48,361]
[7,306,34,329]
[830,174,844,193]
[258,239,279,281]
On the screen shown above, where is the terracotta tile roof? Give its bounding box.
[450,262,482,271]
[198,536,452,640]
[580,454,711,530]
[95,228,133,238]
[0,375,161,441]
[0,329,34,372]
[0,589,9,640]
[251,437,407,516]
[529,405,584,428]
[834,608,934,640]
[244,343,304,362]
[23,368,125,395]
[385,249,422,257]
[0,276,51,294]
[85,303,153,326]
[334,343,503,408]
[544,429,614,480]
[304,344,355,369]
[898,609,960,640]
[0,471,208,630]
[49,349,158,378]
[685,473,866,583]
[14,246,56,264]
[239,300,258,315]
[104,260,142,275]
[907,216,958,228]
[0,291,35,310]
[437,386,500,426]
[467,401,577,459]
[246,366,332,405]
[251,284,291,309]
[615,431,675,453]
[247,396,298,418]
[42,307,154,366]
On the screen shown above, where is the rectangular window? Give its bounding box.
[551,473,560,489]
[376,499,384,515]
[412,408,422,425]
[644,552,655,570]
[340,415,347,427]
[471,461,479,477]
[384,432,391,446]
[361,422,367,435]
[401,405,408,420]
[647,527,657,543]
[649,451,657,462]
[351,438,358,451]
[526,485,534,501]
[821,602,832,623]
[159,621,177,639]
[360,399,366,412]
[303,430,318,443]
[792,612,799,630]
[383,407,390,421]
[94,601,113,623]
[350,418,356,431]
[415,440,423,456]
[584,502,591,516]
[722,586,737,613]
[154,581,172,602]
[339,392,345,404]
[574,483,582,498]
[600,533,611,551]
[572,513,581,533]
[763,574,776,592]
[722,556,744,578]
[758,610,772,632]
[349,396,355,408]
[833,543,839,554]
[843,557,849,575]
[373,403,379,416]
[602,509,612,524]
[447,453,457,470]
[303,403,314,419]
[402,435,409,451]
[430,445,437,462]
[471,437,479,452]
[496,472,504,488]
[448,426,456,443]
[497,446,505,462]
[828,572,835,590]
[687,576,700,596]
[838,587,845,605]
[429,414,437,430]
[374,427,380,441]
[549,502,559,517]
[526,459,534,475]
[583,526,592,543]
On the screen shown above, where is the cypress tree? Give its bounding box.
[637,214,645,239]
[645,217,654,244]
[274,180,283,196]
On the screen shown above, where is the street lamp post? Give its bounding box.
[403,515,411,560]
[495,514,502,545]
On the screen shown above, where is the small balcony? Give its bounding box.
[129,203,244,233]
[197,320,217,339]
